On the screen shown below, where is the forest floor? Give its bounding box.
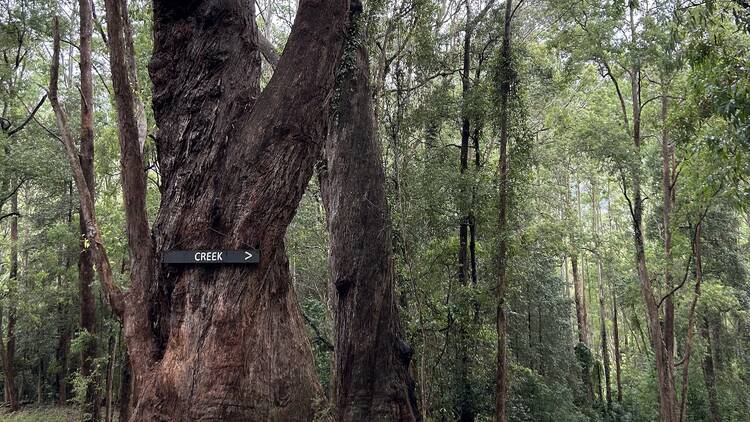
[0,406,90,421]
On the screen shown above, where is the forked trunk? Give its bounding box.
[124,0,352,419]
[627,5,677,418]
[50,0,352,418]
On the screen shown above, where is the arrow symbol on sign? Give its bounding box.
[244,251,253,261]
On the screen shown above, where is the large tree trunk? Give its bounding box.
[78,1,99,419]
[52,0,351,416]
[121,0,351,419]
[495,1,513,421]
[319,19,419,421]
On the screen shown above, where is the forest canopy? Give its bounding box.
[0,0,749,421]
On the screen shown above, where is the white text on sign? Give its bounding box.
[194,251,223,261]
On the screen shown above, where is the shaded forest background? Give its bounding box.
[1,0,749,421]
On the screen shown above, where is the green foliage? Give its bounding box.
[0,0,748,420]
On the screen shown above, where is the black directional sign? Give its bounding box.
[163,250,260,264]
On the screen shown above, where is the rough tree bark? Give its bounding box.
[319,16,420,420]
[101,0,351,419]
[78,0,99,419]
[54,0,352,415]
[496,1,513,420]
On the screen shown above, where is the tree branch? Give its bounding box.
[301,312,334,352]
[5,94,47,137]
[601,59,631,135]
[1,178,25,206]
[0,212,20,222]
[49,16,124,318]
[258,32,280,69]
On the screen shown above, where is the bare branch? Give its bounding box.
[5,94,46,136]
[0,212,20,222]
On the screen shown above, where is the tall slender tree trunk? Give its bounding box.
[496,1,513,420]
[104,334,117,422]
[572,255,589,345]
[678,222,705,422]
[2,180,19,411]
[593,186,612,407]
[57,181,74,405]
[118,350,131,422]
[78,0,99,419]
[319,17,419,420]
[661,88,675,359]
[626,6,677,420]
[630,97,677,422]
[700,316,721,422]
[612,288,623,403]
[455,5,475,419]
[56,268,72,405]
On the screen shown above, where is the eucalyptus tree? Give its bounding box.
[50,0,356,419]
